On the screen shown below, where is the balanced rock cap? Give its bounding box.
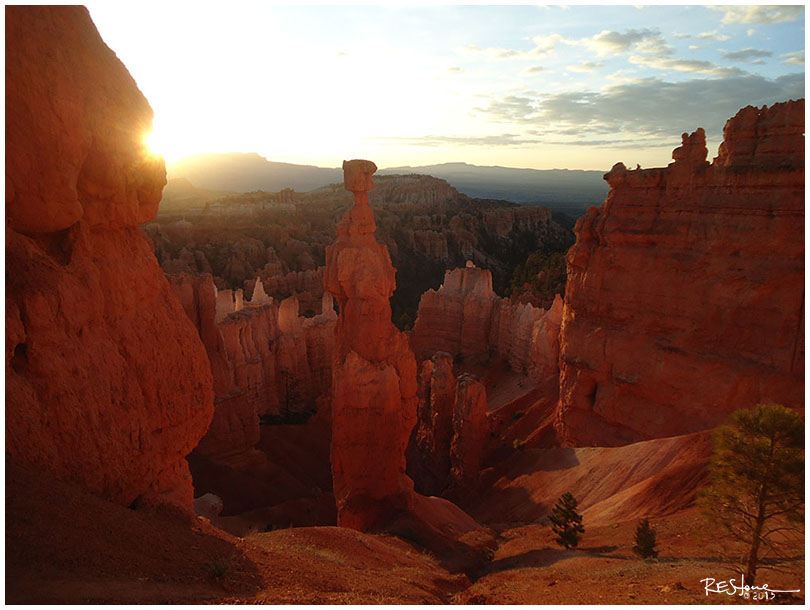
[343,159,377,192]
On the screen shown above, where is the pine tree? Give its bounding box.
[548,492,585,549]
[698,404,804,586]
[633,518,658,559]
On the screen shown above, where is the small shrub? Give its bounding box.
[202,557,231,580]
[633,518,659,559]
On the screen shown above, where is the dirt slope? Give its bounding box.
[466,431,712,527]
[6,459,467,604]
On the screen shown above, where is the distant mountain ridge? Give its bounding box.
[168,153,344,193]
[167,153,609,216]
[378,162,608,211]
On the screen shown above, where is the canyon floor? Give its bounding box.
[8,456,804,605]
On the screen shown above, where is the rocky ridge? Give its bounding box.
[555,101,805,446]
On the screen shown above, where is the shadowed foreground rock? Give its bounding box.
[5,6,214,509]
[556,101,805,446]
[407,353,490,495]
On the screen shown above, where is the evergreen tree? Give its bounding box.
[633,518,659,559]
[548,492,585,549]
[698,404,804,586]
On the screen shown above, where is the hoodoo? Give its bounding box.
[556,101,805,447]
[324,160,420,530]
[5,6,214,510]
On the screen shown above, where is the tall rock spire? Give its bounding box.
[324,159,418,530]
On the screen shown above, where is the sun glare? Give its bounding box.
[143,128,196,163]
[144,130,165,159]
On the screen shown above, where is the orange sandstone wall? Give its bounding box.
[169,273,336,467]
[555,101,804,446]
[410,264,563,383]
[5,6,214,508]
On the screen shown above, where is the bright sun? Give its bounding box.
[144,130,167,160]
[144,128,193,163]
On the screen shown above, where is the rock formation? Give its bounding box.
[410,264,563,383]
[325,160,419,530]
[5,6,214,509]
[324,161,485,549]
[450,374,490,484]
[169,273,336,467]
[556,101,805,446]
[407,354,491,494]
[407,353,458,495]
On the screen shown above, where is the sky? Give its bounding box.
[86,2,805,171]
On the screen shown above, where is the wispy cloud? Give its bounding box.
[629,55,744,76]
[567,61,604,73]
[723,48,772,61]
[577,28,666,56]
[476,73,804,141]
[709,5,804,24]
[521,65,545,76]
[456,34,564,60]
[373,133,541,147]
[781,51,804,66]
[674,30,731,41]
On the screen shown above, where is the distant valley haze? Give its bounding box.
[166,153,610,216]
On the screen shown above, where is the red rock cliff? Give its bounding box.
[556,101,804,446]
[5,6,214,509]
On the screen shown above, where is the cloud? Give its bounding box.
[579,28,666,56]
[675,30,731,41]
[629,54,744,76]
[529,33,565,56]
[374,133,541,147]
[723,48,773,61]
[567,61,604,73]
[456,34,563,61]
[747,28,756,37]
[475,94,536,122]
[521,65,545,76]
[709,5,803,24]
[697,30,731,41]
[476,73,804,142]
[456,29,670,62]
[447,66,463,73]
[781,51,804,66]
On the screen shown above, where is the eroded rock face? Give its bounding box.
[5,6,214,509]
[556,101,805,447]
[450,374,489,484]
[407,355,490,494]
[410,264,563,383]
[325,160,419,530]
[169,273,336,467]
[407,353,458,495]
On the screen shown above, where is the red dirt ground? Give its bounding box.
[7,425,804,604]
